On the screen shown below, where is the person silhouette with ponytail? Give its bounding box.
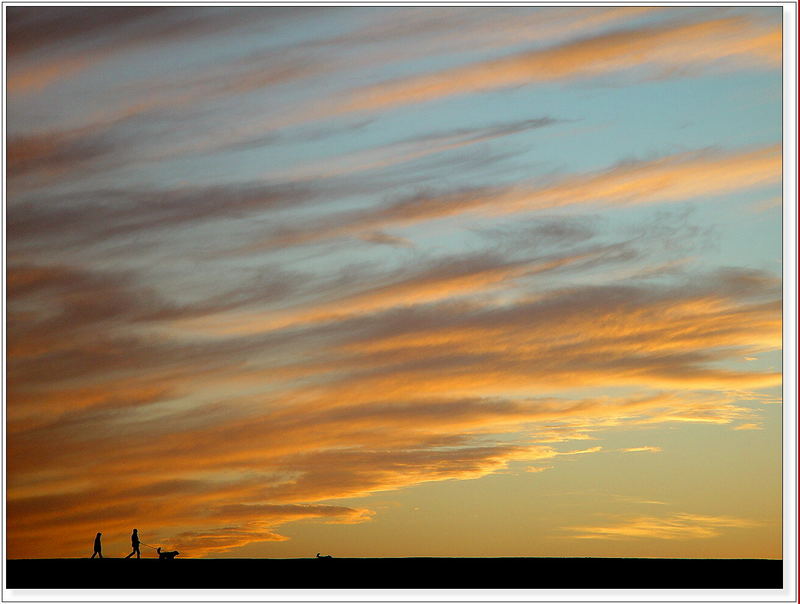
[91,532,103,558]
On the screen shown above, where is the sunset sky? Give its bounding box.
[6,6,785,560]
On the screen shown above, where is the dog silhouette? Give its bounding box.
[316,552,332,559]
[157,547,180,559]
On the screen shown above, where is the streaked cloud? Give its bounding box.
[732,423,763,431]
[359,231,415,248]
[525,465,554,473]
[611,495,668,506]
[336,17,779,114]
[6,7,257,94]
[267,118,563,182]
[7,240,780,556]
[248,144,780,251]
[565,513,759,540]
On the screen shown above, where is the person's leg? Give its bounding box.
[91,551,97,559]
[99,550,103,559]
[125,550,133,558]
[136,546,140,559]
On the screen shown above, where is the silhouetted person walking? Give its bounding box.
[125,529,140,559]
[91,532,103,558]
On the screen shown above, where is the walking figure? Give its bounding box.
[125,528,141,559]
[91,532,103,558]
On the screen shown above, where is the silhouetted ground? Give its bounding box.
[6,557,782,589]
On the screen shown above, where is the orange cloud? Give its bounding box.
[189,245,620,336]
[249,144,780,251]
[6,381,773,558]
[167,528,289,557]
[338,17,780,114]
[562,446,603,455]
[6,469,376,558]
[268,118,561,182]
[308,273,781,396]
[732,423,763,430]
[7,54,101,94]
[525,465,554,473]
[565,513,759,540]
[7,261,779,541]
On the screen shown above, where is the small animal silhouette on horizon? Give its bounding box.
[157,547,180,559]
[316,552,332,559]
